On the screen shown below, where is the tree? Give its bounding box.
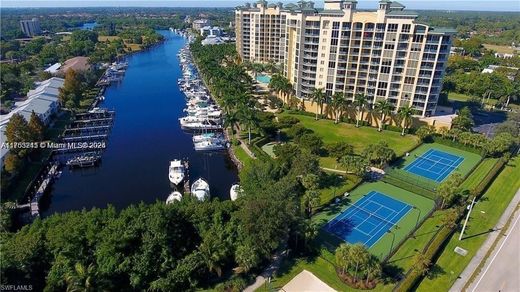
[452,107,474,131]
[28,111,45,141]
[59,69,82,109]
[485,132,515,157]
[325,141,354,162]
[235,243,260,273]
[65,262,100,292]
[349,244,370,281]
[415,125,436,141]
[354,93,368,128]
[310,88,326,120]
[301,189,320,217]
[412,253,431,276]
[441,208,460,229]
[5,113,31,157]
[302,219,318,251]
[397,105,414,136]
[328,92,347,124]
[297,133,323,155]
[437,174,463,208]
[374,99,393,131]
[363,256,382,286]
[362,141,396,168]
[3,152,22,174]
[301,173,320,190]
[335,243,352,275]
[340,155,367,177]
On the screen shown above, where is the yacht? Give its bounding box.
[179,118,222,130]
[194,139,228,151]
[166,191,182,204]
[191,178,210,201]
[230,184,241,201]
[168,160,186,185]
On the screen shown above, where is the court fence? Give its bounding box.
[382,168,439,204]
[382,204,437,263]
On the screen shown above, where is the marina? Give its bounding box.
[39,30,238,216]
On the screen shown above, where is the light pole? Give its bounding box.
[413,206,421,229]
[387,229,395,254]
[459,196,477,240]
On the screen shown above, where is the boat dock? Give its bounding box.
[29,162,60,217]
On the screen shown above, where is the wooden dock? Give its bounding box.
[30,162,60,217]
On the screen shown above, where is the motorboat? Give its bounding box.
[168,160,186,185]
[191,178,210,201]
[192,132,223,143]
[180,117,222,130]
[230,184,241,201]
[194,139,228,151]
[166,191,183,204]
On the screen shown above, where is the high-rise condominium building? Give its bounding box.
[20,18,41,37]
[235,0,455,117]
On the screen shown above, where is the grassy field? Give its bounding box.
[98,35,120,42]
[418,156,520,291]
[231,144,254,170]
[461,158,500,190]
[313,181,436,259]
[392,142,482,183]
[482,43,516,54]
[279,113,420,170]
[448,92,474,102]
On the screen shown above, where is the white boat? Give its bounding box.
[192,132,222,143]
[168,160,185,185]
[166,191,182,204]
[180,118,222,130]
[191,178,210,201]
[194,139,227,151]
[230,184,241,201]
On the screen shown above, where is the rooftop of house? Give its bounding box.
[59,56,90,73]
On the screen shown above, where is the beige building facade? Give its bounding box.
[235,0,455,117]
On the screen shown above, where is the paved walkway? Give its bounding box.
[243,249,287,292]
[450,188,520,292]
[283,270,336,292]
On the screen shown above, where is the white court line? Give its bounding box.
[435,156,464,182]
[366,204,413,248]
[326,191,376,229]
[364,203,409,246]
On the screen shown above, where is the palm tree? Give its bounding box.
[354,93,368,128]
[238,105,259,144]
[335,243,352,275]
[65,263,98,292]
[302,189,320,217]
[374,99,394,132]
[328,92,347,124]
[363,256,382,286]
[303,219,319,251]
[349,244,369,282]
[282,79,294,104]
[397,105,414,136]
[223,110,240,139]
[310,88,326,120]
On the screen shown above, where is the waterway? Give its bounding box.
[41,31,239,216]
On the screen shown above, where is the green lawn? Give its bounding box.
[278,113,420,170]
[461,158,499,190]
[232,144,254,169]
[448,92,474,102]
[392,142,482,183]
[313,181,436,259]
[260,141,277,158]
[317,173,361,207]
[418,156,520,291]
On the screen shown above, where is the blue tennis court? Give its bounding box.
[404,148,464,182]
[324,191,412,248]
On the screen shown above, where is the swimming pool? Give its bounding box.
[256,74,271,84]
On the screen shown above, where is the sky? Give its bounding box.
[1,0,519,11]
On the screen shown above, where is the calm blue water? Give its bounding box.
[80,22,97,31]
[256,74,271,84]
[42,31,238,215]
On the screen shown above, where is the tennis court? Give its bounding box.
[324,191,412,248]
[404,148,464,182]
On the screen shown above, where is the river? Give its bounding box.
[41,31,239,216]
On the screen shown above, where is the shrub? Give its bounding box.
[277,115,300,129]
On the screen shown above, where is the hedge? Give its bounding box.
[393,222,458,292]
[432,136,483,156]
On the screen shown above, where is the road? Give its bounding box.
[471,211,520,292]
